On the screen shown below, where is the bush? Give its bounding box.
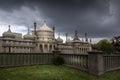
[52,55,64,65]
[96,39,115,53]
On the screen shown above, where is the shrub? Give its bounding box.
[52,55,64,65]
[96,39,115,53]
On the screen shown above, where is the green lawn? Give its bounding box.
[0,65,120,80]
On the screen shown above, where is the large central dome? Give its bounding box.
[36,20,54,42]
[38,21,53,32]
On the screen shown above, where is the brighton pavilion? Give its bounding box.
[0,20,92,54]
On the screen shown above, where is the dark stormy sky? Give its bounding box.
[0,0,120,43]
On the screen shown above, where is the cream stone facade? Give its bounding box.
[0,21,92,54]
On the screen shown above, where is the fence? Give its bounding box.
[0,51,120,76]
[103,54,120,71]
[0,53,88,72]
[0,53,53,67]
[61,54,88,71]
[88,51,120,75]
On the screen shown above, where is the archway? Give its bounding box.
[39,44,43,53]
[44,44,48,53]
[49,45,52,52]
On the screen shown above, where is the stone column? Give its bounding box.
[52,45,54,51]
[42,44,44,53]
[88,51,104,76]
[48,44,50,53]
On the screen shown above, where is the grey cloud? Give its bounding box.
[0,0,120,38]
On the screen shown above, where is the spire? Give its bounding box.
[8,25,11,32]
[27,26,30,34]
[34,21,37,27]
[75,31,78,39]
[43,19,47,26]
[66,33,72,43]
[66,33,68,41]
[52,26,55,31]
[44,19,46,23]
[58,33,60,38]
[57,32,63,43]
[85,33,88,42]
[73,30,79,41]
[90,38,92,43]
[34,21,37,35]
[53,25,55,38]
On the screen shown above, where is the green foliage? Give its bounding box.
[96,39,115,53]
[52,55,64,65]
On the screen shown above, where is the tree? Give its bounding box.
[96,39,115,53]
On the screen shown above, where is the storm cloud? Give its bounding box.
[0,0,120,40]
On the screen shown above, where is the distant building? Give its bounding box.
[0,20,92,54]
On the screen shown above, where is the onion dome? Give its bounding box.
[73,31,80,42]
[3,25,15,38]
[23,27,34,40]
[24,34,34,40]
[38,20,53,32]
[57,33,63,43]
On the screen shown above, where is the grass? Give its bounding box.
[0,65,120,80]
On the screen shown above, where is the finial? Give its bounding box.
[44,19,47,23]
[90,38,92,43]
[8,25,11,32]
[66,33,68,36]
[73,30,80,41]
[53,26,55,30]
[34,21,37,26]
[58,33,60,38]
[75,30,78,37]
[85,33,88,42]
[34,21,37,36]
[85,33,87,37]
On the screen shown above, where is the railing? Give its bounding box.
[0,52,120,76]
[61,54,88,71]
[88,52,120,76]
[103,54,120,71]
[0,53,53,67]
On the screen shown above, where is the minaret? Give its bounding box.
[34,21,37,36]
[66,33,68,42]
[85,33,88,42]
[52,26,55,39]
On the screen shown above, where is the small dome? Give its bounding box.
[57,37,63,43]
[3,25,15,38]
[24,34,34,40]
[57,33,63,43]
[24,27,34,40]
[66,39,72,43]
[38,20,53,32]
